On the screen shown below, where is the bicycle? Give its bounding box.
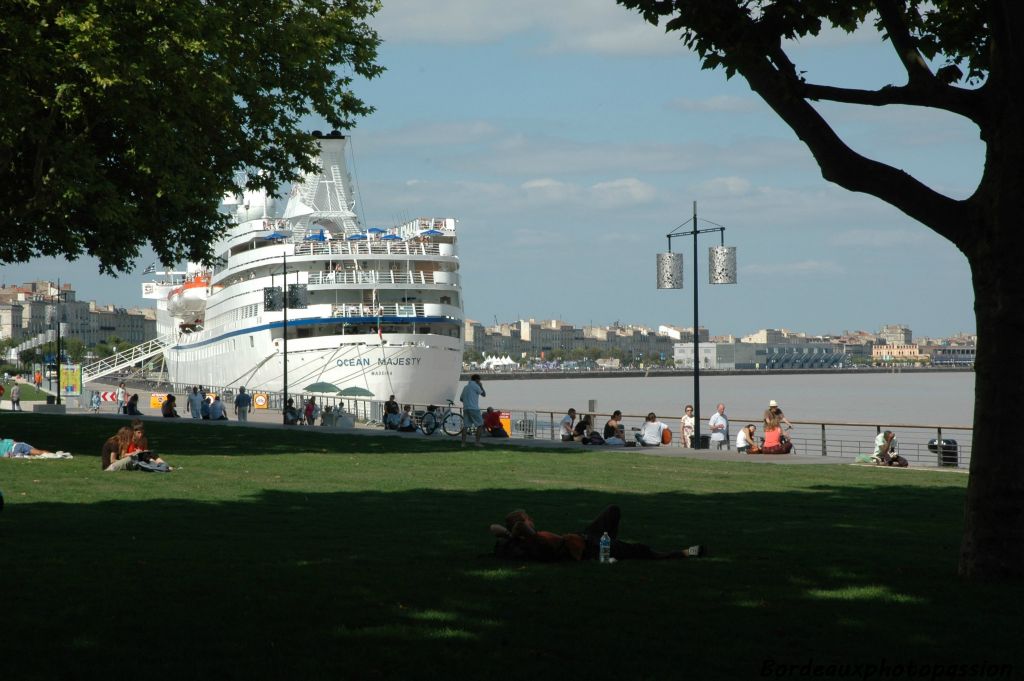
[420,399,464,436]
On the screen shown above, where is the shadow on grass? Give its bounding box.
[3,412,488,458]
[2,483,1021,680]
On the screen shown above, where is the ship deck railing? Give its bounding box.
[308,270,458,287]
[293,241,446,257]
[330,303,425,318]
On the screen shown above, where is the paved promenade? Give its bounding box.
[0,378,962,471]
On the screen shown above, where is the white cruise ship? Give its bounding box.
[141,132,464,405]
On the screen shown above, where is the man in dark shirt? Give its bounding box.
[383,395,400,429]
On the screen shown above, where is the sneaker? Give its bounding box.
[685,544,706,557]
[489,523,512,538]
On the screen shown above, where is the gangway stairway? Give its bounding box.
[82,334,177,384]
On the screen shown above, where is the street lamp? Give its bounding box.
[54,280,69,404]
[264,230,293,423]
[656,201,737,449]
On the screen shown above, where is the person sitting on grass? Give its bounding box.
[761,415,793,454]
[1,438,67,458]
[736,424,761,454]
[397,405,418,432]
[489,504,705,562]
[573,414,593,442]
[106,421,171,471]
[161,394,179,417]
[209,395,228,421]
[125,394,143,416]
[101,427,132,470]
[634,413,668,447]
[283,398,300,426]
[483,407,508,437]
[603,410,626,446]
[872,430,908,467]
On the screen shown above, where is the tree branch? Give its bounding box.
[738,54,970,245]
[803,81,985,123]
[874,0,934,84]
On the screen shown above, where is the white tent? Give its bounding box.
[480,354,519,370]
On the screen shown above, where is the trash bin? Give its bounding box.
[46,395,56,405]
[698,434,711,450]
[927,438,958,467]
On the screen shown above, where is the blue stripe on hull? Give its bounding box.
[168,316,457,351]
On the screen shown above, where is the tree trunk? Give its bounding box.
[958,181,1024,579]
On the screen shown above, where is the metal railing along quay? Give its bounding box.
[88,380,974,469]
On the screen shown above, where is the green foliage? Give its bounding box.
[0,0,383,274]
[619,0,987,84]
[61,337,86,363]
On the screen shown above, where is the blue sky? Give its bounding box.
[1,1,979,338]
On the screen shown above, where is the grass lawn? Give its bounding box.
[1,414,1020,680]
[2,381,48,402]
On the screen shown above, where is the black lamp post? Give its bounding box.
[54,281,67,404]
[656,201,737,448]
[264,230,293,423]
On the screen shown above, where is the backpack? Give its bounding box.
[586,434,605,445]
[661,428,673,445]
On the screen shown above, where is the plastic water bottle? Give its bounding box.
[599,532,611,564]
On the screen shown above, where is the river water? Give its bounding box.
[478,371,975,428]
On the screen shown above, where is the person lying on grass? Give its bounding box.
[489,504,705,562]
[0,438,67,458]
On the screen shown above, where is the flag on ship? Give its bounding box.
[143,263,157,275]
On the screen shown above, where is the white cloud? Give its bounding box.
[521,178,578,204]
[690,176,753,198]
[374,0,884,59]
[590,178,657,206]
[372,0,688,56]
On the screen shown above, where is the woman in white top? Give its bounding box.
[397,404,417,432]
[736,424,759,454]
[679,404,695,448]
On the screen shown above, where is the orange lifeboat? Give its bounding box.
[166,273,210,317]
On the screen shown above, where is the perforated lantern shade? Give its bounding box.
[656,252,684,289]
[709,246,737,284]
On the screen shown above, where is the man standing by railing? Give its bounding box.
[235,386,252,422]
[459,374,486,448]
[186,386,204,420]
[709,403,729,450]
